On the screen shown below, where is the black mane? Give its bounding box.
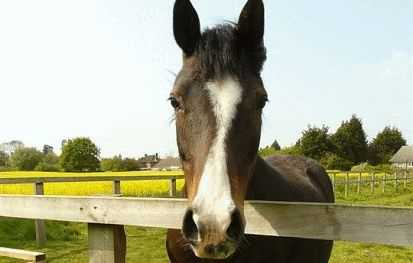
[195,24,266,79]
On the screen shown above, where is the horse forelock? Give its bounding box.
[194,24,267,80]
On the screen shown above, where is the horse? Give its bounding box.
[166,0,335,262]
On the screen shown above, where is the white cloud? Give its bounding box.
[378,51,412,81]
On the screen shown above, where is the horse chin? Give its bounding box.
[190,242,238,260]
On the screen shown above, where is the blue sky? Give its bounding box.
[0,1,412,158]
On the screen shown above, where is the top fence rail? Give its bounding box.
[0,175,184,184]
[1,195,413,247]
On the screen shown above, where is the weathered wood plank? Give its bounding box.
[0,247,46,262]
[0,175,184,184]
[112,180,121,195]
[34,183,47,246]
[244,200,413,247]
[88,224,126,263]
[0,195,412,247]
[169,178,177,197]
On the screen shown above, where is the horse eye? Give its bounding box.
[257,97,268,110]
[169,97,180,110]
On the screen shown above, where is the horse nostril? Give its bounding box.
[226,209,245,243]
[182,209,198,245]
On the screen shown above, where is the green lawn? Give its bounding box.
[0,223,169,263]
[0,171,412,262]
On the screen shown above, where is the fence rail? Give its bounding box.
[0,195,412,262]
[0,174,184,246]
[0,171,412,248]
[0,174,184,196]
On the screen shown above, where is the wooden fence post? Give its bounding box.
[169,178,177,197]
[404,170,407,189]
[34,182,47,246]
[357,173,361,194]
[344,172,349,198]
[88,224,126,263]
[394,172,397,192]
[113,180,121,196]
[370,173,375,193]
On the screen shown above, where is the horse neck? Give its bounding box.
[246,155,280,200]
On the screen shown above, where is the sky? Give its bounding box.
[0,0,412,158]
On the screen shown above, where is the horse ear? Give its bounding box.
[173,0,201,56]
[237,0,264,48]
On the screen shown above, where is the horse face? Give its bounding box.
[170,0,266,259]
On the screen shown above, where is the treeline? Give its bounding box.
[0,137,140,172]
[259,115,407,171]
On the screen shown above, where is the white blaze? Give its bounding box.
[192,78,243,229]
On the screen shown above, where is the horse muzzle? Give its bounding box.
[182,207,245,259]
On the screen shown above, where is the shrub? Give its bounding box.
[101,156,122,172]
[121,158,140,171]
[101,156,140,172]
[42,152,59,164]
[350,162,373,172]
[0,166,16,172]
[371,164,392,172]
[34,162,61,172]
[258,146,278,157]
[278,144,301,155]
[320,152,354,171]
[351,162,393,172]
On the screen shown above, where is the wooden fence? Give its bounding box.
[0,175,183,246]
[331,171,413,198]
[0,195,412,262]
[0,171,412,255]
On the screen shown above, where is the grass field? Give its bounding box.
[0,171,412,262]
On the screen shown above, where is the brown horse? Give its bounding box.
[166,0,334,262]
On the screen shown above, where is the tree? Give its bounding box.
[121,158,140,171]
[60,137,100,172]
[42,152,59,164]
[42,144,54,155]
[258,146,278,157]
[101,155,140,172]
[367,144,380,166]
[0,140,24,155]
[61,139,67,149]
[0,150,8,167]
[271,139,281,150]
[278,144,301,155]
[369,126,407,164]
[298,125,332,161]
[101,155,123,172]
[320,152,353,171]
[9,147,43,171]
[331,115,368,164]
[35,151,61,171]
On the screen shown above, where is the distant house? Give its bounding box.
[152,157,181,171]
[389,146,413,170]
[138,153,160,170]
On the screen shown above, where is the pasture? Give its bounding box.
[0,171,412,262]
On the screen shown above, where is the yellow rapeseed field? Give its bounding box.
[0,171,185,196]
[0,171,390,196]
